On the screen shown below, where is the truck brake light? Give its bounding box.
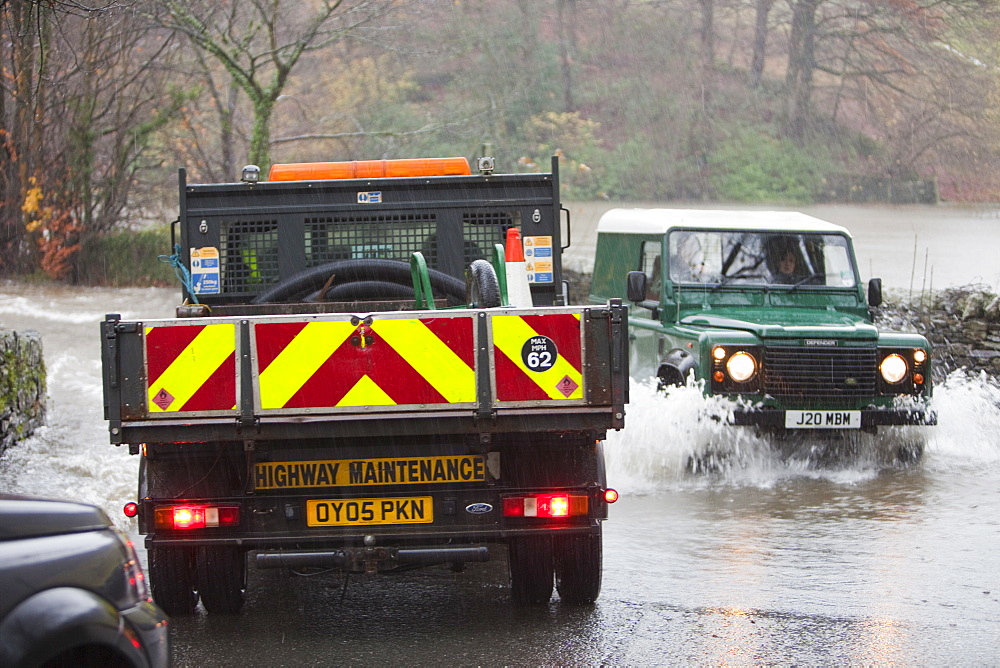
[154,504,240,530]
[503,493,588,518]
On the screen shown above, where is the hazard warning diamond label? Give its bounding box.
[556,375,579,398]
[152,388,175,411]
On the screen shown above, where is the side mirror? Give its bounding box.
[868,277,883,307]
[627,271,647,303]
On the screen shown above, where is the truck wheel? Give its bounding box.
[507,536,554,604]
[195,546,246,614]
[149,547,198,615]
[554,530,603,604]
[467,259,501,308]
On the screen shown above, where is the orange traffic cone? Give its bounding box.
[504,228,534,307]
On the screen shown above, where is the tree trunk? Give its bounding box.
[749,0,774,88]
[785,0,819,140]
[557,0,576,112]
[699,0,715,79]
[248,98,275,171]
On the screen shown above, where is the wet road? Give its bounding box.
[1,202,1000,664]
[162,464,999,666]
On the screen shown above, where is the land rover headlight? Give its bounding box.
[726,351,757,382]
[880,353,908,384]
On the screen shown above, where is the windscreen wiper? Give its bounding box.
[785,272,821,292]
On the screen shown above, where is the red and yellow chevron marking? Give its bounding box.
[493,313,583,401]
[255,316,476,410]
[145,323,237,413]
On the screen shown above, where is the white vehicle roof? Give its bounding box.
[596,208,852,237]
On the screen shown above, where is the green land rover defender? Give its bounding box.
[590,208,935,434]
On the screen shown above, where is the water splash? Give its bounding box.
[921,369,1000,470]
[605,372,1000,494]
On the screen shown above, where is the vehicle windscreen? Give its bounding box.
[667,230,857,288]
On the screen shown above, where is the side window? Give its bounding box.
[640,241,662,301]
[821,237,857,287]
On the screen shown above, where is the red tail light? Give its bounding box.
[503,493,588,518]
[604,488,619,503]
[154,504,240,530]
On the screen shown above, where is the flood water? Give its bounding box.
[1,203,999,664]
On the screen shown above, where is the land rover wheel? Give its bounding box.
[554,530,603,604]
[196,546,247,614]
[507,535,554,604]
[149,547,198,615]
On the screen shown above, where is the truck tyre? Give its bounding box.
[467,259,501,308]
[312,280,415,302]
[250,258,466,306]
[149,547,198,616]
[554,530,603,604]
[507,536,554,604]
[195,546,246,614]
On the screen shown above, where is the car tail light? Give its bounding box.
[503,493,588,518]
[604,488,619,503]
[154,504,240,530]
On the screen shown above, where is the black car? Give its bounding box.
[0,496,170,667]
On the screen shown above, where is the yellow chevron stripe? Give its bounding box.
[146,324,236,412]
[258,321,357,409]
[491,315,583,400]
[373,319,476,403]
[338,374,397,407]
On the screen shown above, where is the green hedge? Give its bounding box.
[76,227,177,287]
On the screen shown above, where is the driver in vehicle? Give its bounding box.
[767,236,808,284]
[773,249,800,284]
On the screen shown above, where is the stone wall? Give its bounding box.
[877,286,1000,380]
[0,329,46,456]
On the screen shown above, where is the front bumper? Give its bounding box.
[729,406,937,429]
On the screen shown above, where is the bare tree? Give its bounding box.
[0,1,180,277]
[153,0,397,171]
[778,0,999,145]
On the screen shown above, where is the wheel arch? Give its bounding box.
[657,348,698,387]
[0,587,141,667]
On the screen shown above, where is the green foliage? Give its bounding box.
[75,227,176,287]
[517,112,610,200]
[707,128,834,203]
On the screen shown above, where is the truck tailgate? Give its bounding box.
[102,303,627,444]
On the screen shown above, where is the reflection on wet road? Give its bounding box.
[163,464,1000,665]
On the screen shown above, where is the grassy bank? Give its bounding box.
[76,227,177,287]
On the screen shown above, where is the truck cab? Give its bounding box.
[590,208,934,433]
